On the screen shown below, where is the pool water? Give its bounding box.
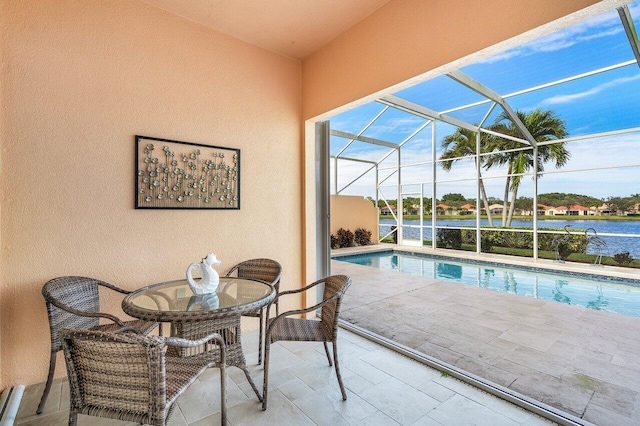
[335,251,640,318]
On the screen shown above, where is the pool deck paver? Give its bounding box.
[332,246,640,426]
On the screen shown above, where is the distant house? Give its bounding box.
[597,203,616,216]
[537,204,551,216]
[567,205,590,216]
[488,203,504,215]
[380,205,396,215]
[547,205,568,215]
[406,203,422,215]
[436,203,452,214]
[460,203,475,214]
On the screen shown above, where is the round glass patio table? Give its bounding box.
[122,277,274,320]
[122,277,275,401]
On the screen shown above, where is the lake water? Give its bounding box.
[379,218,640,257]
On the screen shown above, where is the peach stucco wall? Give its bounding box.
[0,0,301,387]
[330,195,379,242]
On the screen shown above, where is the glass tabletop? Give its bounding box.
[123,277,274,319]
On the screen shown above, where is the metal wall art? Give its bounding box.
[135,135,240,209]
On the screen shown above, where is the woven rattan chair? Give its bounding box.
[262,275,351,410]
[37,276,158,414]
[225,258,282,364]
[61,327,227,426]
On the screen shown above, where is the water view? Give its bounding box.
[380,218,640,258]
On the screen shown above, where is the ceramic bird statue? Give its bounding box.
[186,253,221,294]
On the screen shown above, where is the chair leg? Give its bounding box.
[323,341,333,367]
[220,362,227,425]
[333,341,347,401]
[37,350,57,414]
[241,364,263,402]
[257,309,264,365]
[262,338,271,411]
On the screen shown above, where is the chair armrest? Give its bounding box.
[224,265,240,278]
[266,292,341,332]
[113,326,144,334]
[46,297,127,327]
[265,277,325,318]
[163,333,227,365]
[97,280,134,295]
[277,278,324,297]
[163,332,224,348]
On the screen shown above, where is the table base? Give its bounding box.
[171,315,262,401]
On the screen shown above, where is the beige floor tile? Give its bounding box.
[228,390,314,426]
[498,324,563,352]
[358,349,441,387]
[426,394,519,426]
[360,410,401,425]
[416,380,456,403]
[583,403,640,426]
[358,377,439,425]
[293,385,376,426]
[509,373,593,417]
[21,328,562,426]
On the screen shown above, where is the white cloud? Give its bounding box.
[541,74,640,105]
[480,7,623,64]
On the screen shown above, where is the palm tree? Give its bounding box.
[440,127,494,226]
[487,109,569,227]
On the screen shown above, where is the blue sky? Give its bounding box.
[329,2,640,201]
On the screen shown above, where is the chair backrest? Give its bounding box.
[320,275,352,339]
[42,276,104,352]
[226,258,282,291]
[61,328,167,425]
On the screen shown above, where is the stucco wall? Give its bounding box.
[0,0,301,387]
[330,195,379,243]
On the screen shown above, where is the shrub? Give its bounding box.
[330,234,339,249]
[481,237,493,252]
[336,228,355,248]
[354,228,372,246]
[613,252,633,265]
[437,229,462,249]
[556,242,574,260]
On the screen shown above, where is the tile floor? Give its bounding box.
[15,327,555,425]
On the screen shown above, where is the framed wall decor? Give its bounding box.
[135,135,240,210]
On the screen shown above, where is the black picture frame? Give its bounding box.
[135,135,240,210]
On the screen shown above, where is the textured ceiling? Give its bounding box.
[141,0,391,59]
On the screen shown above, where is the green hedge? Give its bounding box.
[458,227,588,253]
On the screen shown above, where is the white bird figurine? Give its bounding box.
[186,253,221,294]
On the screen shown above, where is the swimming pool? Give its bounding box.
[334,250,640,318]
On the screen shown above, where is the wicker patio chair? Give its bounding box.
[61,327,227,426]
[262,275,351,410]
[37,276,158,414]
[225,258,282,364]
